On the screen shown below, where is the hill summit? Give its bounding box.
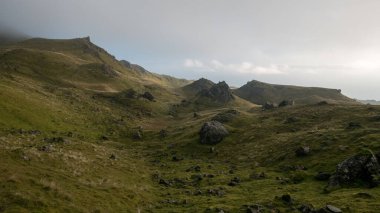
[198,81,235,104]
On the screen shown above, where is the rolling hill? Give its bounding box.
[0,36,379,212]
[234,80,359,105]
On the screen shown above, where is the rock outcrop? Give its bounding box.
[327,154,380,190]
[199,81,234,104]
[199,121,229,145]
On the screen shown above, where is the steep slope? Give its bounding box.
[234,80,358,105]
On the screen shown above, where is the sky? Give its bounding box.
[1,0,380,100]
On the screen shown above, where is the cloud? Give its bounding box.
[184,59,288,75]
[184,59,204,68]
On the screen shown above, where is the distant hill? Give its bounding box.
[234,80,358,105]
[358,99,380,105]
[0,27,29,45]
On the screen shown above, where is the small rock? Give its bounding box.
[141,92,154,101]
[346,122,362,129]
[159,179,171,187]
[315,172,331,181]
[228,177,241,186]
[100,135,109,140]
[325,205,342,213]
[109,154,117,160]
[159,129,168,138]
[298,204,315,213]
[132,130,142,140]
[209,147,215,153]
[281,194,292,204]
[295,146,310,157]
[279,100,295,107]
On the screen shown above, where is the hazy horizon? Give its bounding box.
[1,0,380,100]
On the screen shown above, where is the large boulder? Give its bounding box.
[199,121,229,145]
[327,154,380,190]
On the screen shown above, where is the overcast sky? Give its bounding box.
[1,0,380,100]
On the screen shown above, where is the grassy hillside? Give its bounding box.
[234,80,358,105]
[0,37,379,212]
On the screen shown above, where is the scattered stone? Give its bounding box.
[159,129,168,138]
[209,147,215,153]
[186,165,201,172]
[281,194,292,204]
[132,130,142,140]
[346,122,362,129]
[159,179,171,187]
[141,91,155,101]
[194,189,202,196]
[100,135,109,140]
[327,154,380,190]
[109,154,116,160]
[44,137,65,143]
[172,155,183,162]
[199,121,229,145]
[315,172,331,181]
[298,204,315,213]
[295,146,310,157]
[279,100,295,107]
[285,117,298,123]
[262,102,275,110]
[191,174,203,182]
[228,177,241,186]
[249,172,266,180]
[246,204,265,213]
[38,145,53,152]
[325,205,342,213]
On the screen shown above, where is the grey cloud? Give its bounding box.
[1,0,380,99]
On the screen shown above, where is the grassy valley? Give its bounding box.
[0,37,379,213]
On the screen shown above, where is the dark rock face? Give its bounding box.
[211,109,239,123]
[327,154,380,190]
[295,146,310,157]
[199,121,229,145]
[199,81,234,103]
[262,102,275,110]
[346,122,362,129]
[141,92,155,101]
[278,100,295,107]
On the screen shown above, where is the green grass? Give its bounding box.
[0,37,380,212]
